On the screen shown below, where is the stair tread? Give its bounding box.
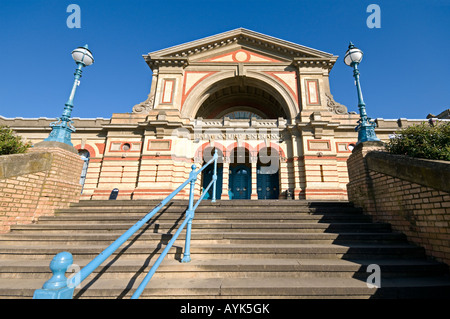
[11,222,387,227]
[0,257,444,269]
[0,243,420,249]
[2,276,450,293]
[44,214,368,219]
[0,231,404,239]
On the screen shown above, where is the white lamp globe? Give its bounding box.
[71,45,94,66]
[344,42,363,66]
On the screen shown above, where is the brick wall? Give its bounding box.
[347,141,450,266]
[0,144,83,233]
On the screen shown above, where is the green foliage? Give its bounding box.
[385,122,450,161]
[0,125,31,155]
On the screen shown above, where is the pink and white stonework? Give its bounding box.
[0,29,432,201]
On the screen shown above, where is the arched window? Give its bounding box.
[223,111,262,119]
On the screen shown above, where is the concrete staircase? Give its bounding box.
[0,199,449,299]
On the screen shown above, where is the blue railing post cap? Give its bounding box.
[191,164,196,170]
[42,252,73,290]
[33,251,75,299]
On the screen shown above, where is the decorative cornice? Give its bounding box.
[293,57,337,70]
[144,57,189,70]
[142,28,338,69]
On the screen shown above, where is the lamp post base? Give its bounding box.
[356,122,380,145]
[44,120,75,146]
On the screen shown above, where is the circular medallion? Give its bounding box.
[234,51,249,62]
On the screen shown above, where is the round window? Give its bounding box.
[122,143,131,151]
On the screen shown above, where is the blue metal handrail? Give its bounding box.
[33,150,219,299]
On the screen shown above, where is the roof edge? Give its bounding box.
[144,28,336,59]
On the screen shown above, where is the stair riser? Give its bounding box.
[0,238,407,246]
[55,208,363,215]
[39,218,372,224]
[7,230,393,236]
[0,231,406,245]
[3,267,446,280]
[68,287,450,299]
[9,224,391,233]
[72,200,349,208]
[3,284,450,299]
[0,250,426,261]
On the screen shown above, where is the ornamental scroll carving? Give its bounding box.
[325,93,348,115]
[132,96,154,114]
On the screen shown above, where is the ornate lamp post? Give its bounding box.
[44,45,94,146]
[344,42,380,144]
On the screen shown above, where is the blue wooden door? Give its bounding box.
[229,165,251,199]
[257,167,279,199]
[202,166,223,200]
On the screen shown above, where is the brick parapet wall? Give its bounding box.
[0,145,83,233]
[347,142,450,266]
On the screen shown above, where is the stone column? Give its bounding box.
[279,157,288,199]
[291,134,302,199]
[251,156,258,200]
[221,160,230,200]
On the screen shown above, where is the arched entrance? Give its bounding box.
[228,147,251,199]
[257,147,280,199]
[194,77,289,120]
[188,74,292,201]
[201,147,223,200]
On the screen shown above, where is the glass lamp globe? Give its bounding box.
[344,42,363,66]
[71,45,94,66]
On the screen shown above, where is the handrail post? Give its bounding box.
[212,149,218,203]
[33,252,75,299]
[181,164,197,263]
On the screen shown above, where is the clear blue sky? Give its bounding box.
[1,0,449,120]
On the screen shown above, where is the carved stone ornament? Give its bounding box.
[132,96,154,114]
[325,93,348,115]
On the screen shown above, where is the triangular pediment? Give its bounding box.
[143,28,337,67]
[199,48,284,63]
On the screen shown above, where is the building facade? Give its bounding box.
[0,29,432,201]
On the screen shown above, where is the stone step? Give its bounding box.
[0,232,407,246]
[66,199,358,212]
[8,222,392,234]
[51,211,371,220]
[39,214,372,224]
[2,276,450,299]
[73,199,355,208]
[0,243,426,261]
[1,258,447,280]
[55,206,364,215]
